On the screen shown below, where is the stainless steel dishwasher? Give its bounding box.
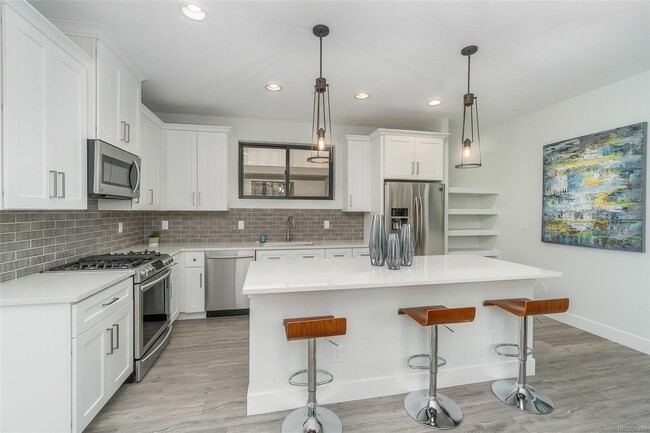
[205,250,255,317]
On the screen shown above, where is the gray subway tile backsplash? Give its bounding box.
[0,201,364,282]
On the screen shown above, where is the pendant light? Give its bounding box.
[455,45,482,169]
[307,24,333,164]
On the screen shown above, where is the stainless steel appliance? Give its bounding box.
[384,181,445,255]
[88,139,141,199]
[49,250,174,382]
[205,250,255,316]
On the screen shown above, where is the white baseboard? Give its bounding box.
[247,358,535,416]
[553,312,650,355]
[177,312,206,321]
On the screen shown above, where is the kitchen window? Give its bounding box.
[239,142,334,200]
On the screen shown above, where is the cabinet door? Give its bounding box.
[255,250,290,261]
[326,248,352,259]
[183,267,205,313]
[73,318,110,433]
[51,47,88,209]
[414,137,444,181]
[119,68,140,154]
[165,130,198,210]
[353,247,370,258]
[345,139,370,211]
[170,265,180,322]
[134,114,162,210]
[106,302,133,395]
[3,7,53,209]
[291,249,325,260]
[197,132,228,210]
[96,41,121,146]
[383,135,415,180]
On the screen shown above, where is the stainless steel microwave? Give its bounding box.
[88,140,141,199]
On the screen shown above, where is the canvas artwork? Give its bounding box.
[542,122,647,252]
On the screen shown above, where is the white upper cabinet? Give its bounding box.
[1,3,90,210]
[379,131,446,181]
[133,107,163,210]
[164,125,231,211]
[96,41,140,155]
[343,135,371,212]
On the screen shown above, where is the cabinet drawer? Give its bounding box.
[292,249,325,260]
[184,252,205,268]
[353,247,370,258]
[72,277,133,338]
[256,250,290,261]
[326,248,352,259]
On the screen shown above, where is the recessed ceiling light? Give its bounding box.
[180,3,207,21]
[427,99,443,106]
[265,84,282,92]
[354,92,369,100]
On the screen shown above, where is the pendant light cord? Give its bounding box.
[467,54,471,93]
[319,36,323,79]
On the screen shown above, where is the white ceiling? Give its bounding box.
[30,0,650,130]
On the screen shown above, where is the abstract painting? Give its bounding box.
[542,122,647,252]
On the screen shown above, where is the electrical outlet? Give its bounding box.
[519,221,529,231]
[540,283,548,294]
[332,344,343,363]
[162,221,169,230]
[489,329,498,345]
[238,221,245,230]
[118,222,123,234]
[324,221,330,229]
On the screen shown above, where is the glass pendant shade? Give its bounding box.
[455,45,482,169]
[308,25,333,164]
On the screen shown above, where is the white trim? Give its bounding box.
[369,128,450,140]
[140,104,165,129]
[176,312,207,321]
[343,134,370,142]
[163,122,233,135]
[553,312,650,355]
[247,358,535,415]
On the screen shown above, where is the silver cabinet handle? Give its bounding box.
[268,256,281,260]
[411,161,414,175]
[57,172,66,198]
[170,281,173,300]
[126,123,131,143]
[333,254,345,257]
[198,192,201,206]
[199,273,203,288]
[302,255,315,259]
[102,297,119,307]
[359,253,370,257]
[120,121,127,142]
[416,161,420,175]
[106,328,114,355]
[192,192,196,206]
[149,189,154,205]
[49,170,58,198]
[112,324,120,350]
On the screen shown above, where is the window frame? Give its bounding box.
[238,142,334,200]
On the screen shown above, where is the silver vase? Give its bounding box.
[386,232,402,270]
[400,224,415,266]
[369,214,386,266]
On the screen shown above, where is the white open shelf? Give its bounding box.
[448,208,499,215]
[448,229,499,237]
[447,186,499,257]
[448,187,499,195]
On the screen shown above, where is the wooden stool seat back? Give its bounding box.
[483,297,569,316]
[398,305,476,327]
[283,315,347,341]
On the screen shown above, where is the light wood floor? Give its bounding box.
[86,316,650,433]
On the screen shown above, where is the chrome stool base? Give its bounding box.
[491,379,554,415]
[404,389,463,430]
[281,406,342,433]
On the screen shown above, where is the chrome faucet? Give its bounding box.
[286,215,295,242]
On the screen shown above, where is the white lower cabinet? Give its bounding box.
[256,250,291,261]
[353,247,370,258]
[73,302,133,432]
[326,248,352,259]
[182,252,205,314]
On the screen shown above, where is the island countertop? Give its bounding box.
[243,254,561,295]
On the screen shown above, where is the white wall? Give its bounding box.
[470,71,650,354]
[156,112,375,209]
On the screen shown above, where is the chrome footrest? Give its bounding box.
[495,343,533,358]
[407,354,446,370]
[288,369,334,387]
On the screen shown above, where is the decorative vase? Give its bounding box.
[369,214,387,266]
[400,224,415,266]
[148,237,159,248]
[386,232,402,270]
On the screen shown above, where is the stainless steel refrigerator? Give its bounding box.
[384,181,445,255]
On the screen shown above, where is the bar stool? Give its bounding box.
[398,305,476,429]
[281,315,347,433]
[483,297,569,414]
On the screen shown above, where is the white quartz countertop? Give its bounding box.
[0,271,134,306]
[243,254,561,295]
[123,240,368,257]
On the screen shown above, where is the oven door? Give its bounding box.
[135,268,171,359]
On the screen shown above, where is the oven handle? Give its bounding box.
[139,268,172,293]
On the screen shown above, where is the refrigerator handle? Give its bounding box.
[414,196,420,249]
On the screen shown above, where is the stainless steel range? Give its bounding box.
[50,250,174,382]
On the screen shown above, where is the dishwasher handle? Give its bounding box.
[205,250,255,259]
[206,255,255,260]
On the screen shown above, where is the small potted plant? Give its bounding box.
[148,230,161,248]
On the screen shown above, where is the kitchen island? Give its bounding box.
[243,254,560,415]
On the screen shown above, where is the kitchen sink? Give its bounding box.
[262,241,314,247]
